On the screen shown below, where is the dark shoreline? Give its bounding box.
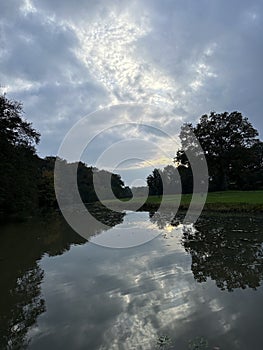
[1,201,262,224]
[143,203,263,213]
[104,202,263,213]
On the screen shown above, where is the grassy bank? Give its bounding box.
[103,191,263,212]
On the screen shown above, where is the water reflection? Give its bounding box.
[0,263,45,350]
[0,209,124,349]
[149,210,184,229]
[33,211,263,349]
[183,215,263,291]
[1,209,263,349]
[150,211,263,291]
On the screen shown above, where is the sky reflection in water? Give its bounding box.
[0,211,263,349]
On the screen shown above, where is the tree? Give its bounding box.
[146,164,194,196]
[147,168,163,196]
[0,94,40,218]
[0,94,133,218]
[162,165,178,194]
[0,94,40,150]
[231,140,263,190]
[175,111,261,191]
[161,164,193,195]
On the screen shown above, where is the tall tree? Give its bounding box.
[0,94,40,149]
[0,94,40,218]
[175,111,261,191]
[147,168,163,196]
[161,164,193,194]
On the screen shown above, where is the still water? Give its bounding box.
[0,209,263,349]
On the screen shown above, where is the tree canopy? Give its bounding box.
[0,94,132,220]
[0,94,41,217]
[175,111,263,191]
[146,111,262,195]
[147,164,193,196]
[0,94,40,150]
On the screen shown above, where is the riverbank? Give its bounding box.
[103,190,263,213]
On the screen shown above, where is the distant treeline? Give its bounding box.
[39,156,132,208]
[0,94,131,220]
[147,111,263,195]
[2,92,263,219]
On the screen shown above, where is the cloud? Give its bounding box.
[0,0,262,180]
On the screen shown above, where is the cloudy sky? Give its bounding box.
[1,0,262,184]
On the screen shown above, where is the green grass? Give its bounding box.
[103,190,263,212]
[203,190,263,204]
[147,190,263,205]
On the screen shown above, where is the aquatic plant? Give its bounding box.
[156,335,172,348]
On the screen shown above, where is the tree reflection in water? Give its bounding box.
[149,211,263,292]
[0,207,125,349]
[0,266,45,349]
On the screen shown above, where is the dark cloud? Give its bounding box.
[1,16,79,81]
[140,0,263,132]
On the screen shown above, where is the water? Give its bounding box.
[0,210,263,349]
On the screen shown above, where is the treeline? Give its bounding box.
[147,165,193,196]
[147,111,263,195]
[0,94,131,220]
[39,157,132,208]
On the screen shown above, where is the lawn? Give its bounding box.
[104,191,263,212]
[145,190,263,205]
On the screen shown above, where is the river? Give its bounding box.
[0,209,263,349]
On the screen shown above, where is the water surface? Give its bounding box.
[0,210,263,349]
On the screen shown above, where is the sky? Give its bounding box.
[1,0,263,185]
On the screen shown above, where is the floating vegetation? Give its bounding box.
[155,334,220,349]
[156,335,172,348]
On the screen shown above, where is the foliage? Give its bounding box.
[42,158,132,207]
[156,335,172,349]
[0,94,40,218]
[0,94,40,149]
[147,164,193,196]
[147,112,262,196]
[175,111,263,191]
[0,94,132,220]
[147,168,163,196]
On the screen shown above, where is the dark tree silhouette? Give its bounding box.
[147,165,193,196]
[0,94,132,219]
[147,168,163,196]
[0,94,40,218]
[175,111,262,191]
[0,94,40,149]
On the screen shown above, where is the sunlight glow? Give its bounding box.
[73,11,180,109]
